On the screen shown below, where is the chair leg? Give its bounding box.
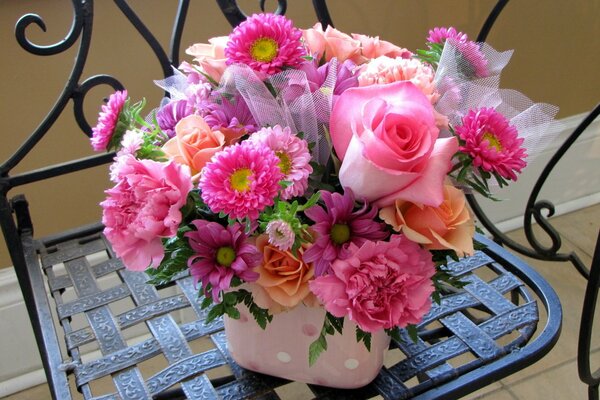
[578,230,600,400]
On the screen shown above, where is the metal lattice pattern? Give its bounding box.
[36,228,544,400]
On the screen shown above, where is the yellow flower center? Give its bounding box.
[276,151,292,175]
[230,168,252,192]
[250,37,279,62]
[216,246,236,267]
[330,223,351,245]
[482,132,503,152]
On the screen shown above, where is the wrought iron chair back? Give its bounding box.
[1,0,598,399]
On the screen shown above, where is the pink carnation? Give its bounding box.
[101,155,193,271]
[309,235,436,333]
[225,13,305,75]
[357,56,439,103]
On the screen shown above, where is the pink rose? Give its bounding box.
[351,33,412,60]
[302,23,363,64]
[101,155,192,271]
[162,115,225,179]
[185,36,228,82]
[379,184,475,257]
[330,81,458,207]
[309,235,436,333]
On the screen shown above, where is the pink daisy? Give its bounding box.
[248,125,312,200]
[427,27,469,44]
[91,90,128,152]
[265,219,295,251]
[303,189,389,276]
[456,107,527,181]
[199,141,283,220]
[427,26,488,78]
[186,220,261,302]
[225,13,306,75]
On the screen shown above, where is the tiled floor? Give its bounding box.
[3,204,599,400]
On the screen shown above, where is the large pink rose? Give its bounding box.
[330,81,458,207]
[185,36,228,82]
[309,235,436,333]
[162,115,225,180]
[101,155,192,271]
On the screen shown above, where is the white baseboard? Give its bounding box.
[0,368,47,398]
[0,111,598,397]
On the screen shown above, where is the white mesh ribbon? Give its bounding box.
[216,62,337,165]
[434,41,560,167]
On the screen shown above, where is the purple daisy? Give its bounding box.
[199,141,283,220]
[456,107,527,181]
[202,94,258,144]
[225,13,306,75]
[91,90,128,152]
[248,125,312,200]
[186,220,261,302]
[303,189,389,276]
[156,99,194,139]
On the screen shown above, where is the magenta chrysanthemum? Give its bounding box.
[186,220,261,302]
[199,141,283,220]
[427,27,468,44]
[265,219,295,251]
[225,13,306,75]
[91,90,128,151]
[456,107,527,181]
[248,125,312,200]
[427,26,488,78]
[303,189,389,276]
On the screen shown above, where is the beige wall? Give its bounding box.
[1,0,598,268]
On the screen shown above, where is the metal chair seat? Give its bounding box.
[14,213,559,399]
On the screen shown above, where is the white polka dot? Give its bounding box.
[276,351,292,363]
[344,358,359,370]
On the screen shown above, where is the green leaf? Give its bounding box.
[355,327,371,351]
[385,327,402,343]
[308,335,327,367]
[326,313,344,335]
[206,303,224,324]
[406,324,419,343]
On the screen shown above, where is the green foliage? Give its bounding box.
[309,312,344,366]
[355,326,371,351]
[146,230,193,286]
[200,288,273,328]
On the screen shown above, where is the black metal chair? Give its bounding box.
[1,1,597,399]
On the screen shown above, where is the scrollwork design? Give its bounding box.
[74,76,125,137]
[15,1,86,56]
[216,0,287,27]
[466,0,600,280]
[2,0,93,176]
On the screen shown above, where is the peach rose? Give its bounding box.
[162,115,225,179]
[302,23,364,64]
[351,33,412,60]
[251,235,316,313]
[379,184,475,257]
[185,36,228,82]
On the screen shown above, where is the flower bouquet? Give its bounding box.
[91,14,559,388]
